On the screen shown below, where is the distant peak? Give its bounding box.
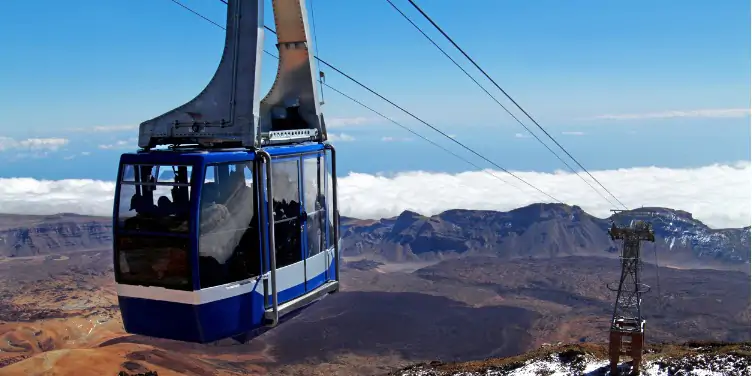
[645,207,693,219]
[611,207,695,221]
[517,202,573,211]
[509,202,576,217]
[396,210,424,220]
[389,210,430,235]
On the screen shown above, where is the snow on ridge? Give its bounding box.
[394,350,751,376]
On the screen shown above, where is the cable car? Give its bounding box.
[112,0,340,343]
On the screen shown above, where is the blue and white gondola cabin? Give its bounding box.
[111,0,341,343]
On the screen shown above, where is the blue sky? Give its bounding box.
[0,0,749,181]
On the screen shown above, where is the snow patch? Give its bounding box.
[395,350,751,376]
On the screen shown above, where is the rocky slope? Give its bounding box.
[0,213,111,258]
[620,207,750,265]
[341,204,751,270]
[0,251,748,374]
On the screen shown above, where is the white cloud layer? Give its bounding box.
[0,137,69,151]
[328,133,355,142]
[98,138,137,150]
[0,162,749,229]
[589,108,750,120]
[326,117,373,128]
[68,124,139,132]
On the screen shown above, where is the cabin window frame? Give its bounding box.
[301,153,328,258]
[266,150,333,267]
[116,163,194,233]
[197,160,262,289]
[269,156,305,269]
[323,149,334,250]
[113,162,196,291]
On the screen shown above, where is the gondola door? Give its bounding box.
[302,152,328,292]
[269,157,307,303]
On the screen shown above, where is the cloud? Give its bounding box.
[6,152,51,161]
[0,162,749,229]
[0,178,117,218]
[588,108,750,121]
[326,117,374,128]
[0,137,69,152]
[561,131,585,136]
[68,124,139,132]
[328,133,356,142]
[514,133,530,139]
[98,138,137,150]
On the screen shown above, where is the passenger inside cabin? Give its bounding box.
[272,198,302,268]
[123,194,156,230]
[135,194,153,214]
[157,196,173,216]
[120,166,193,233]
[170,185,190,217]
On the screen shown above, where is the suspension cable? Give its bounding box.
[308,0,326,104]
[169,0,564,203]
[310,56,561,202]
[171,0,225,29]
[319,81,527,195]
[258,50,511,188]
[385,0,619,209]
[405,0,628,210]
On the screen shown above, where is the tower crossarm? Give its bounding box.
[608,222,656,242]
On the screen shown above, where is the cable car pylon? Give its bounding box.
[606,209,656,375]
[112,0,340,344]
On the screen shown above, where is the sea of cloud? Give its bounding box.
[0,162,749,229]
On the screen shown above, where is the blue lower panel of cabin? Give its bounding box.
[307,270,327,292]
[118,291,264,343]
[328,261,337,283]
[117,268,339,343]
[277,282,307,305]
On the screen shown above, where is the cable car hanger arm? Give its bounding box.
[138,0,327,149]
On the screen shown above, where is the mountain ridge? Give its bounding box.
[342,203,750,270]
[1,203,749,273]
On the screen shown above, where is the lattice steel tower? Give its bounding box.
[606,214,655,376]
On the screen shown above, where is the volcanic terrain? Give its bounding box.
[0,204,748,375]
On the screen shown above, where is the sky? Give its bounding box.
[0,0,750,227]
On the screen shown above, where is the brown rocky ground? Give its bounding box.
[0,247,748,375]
